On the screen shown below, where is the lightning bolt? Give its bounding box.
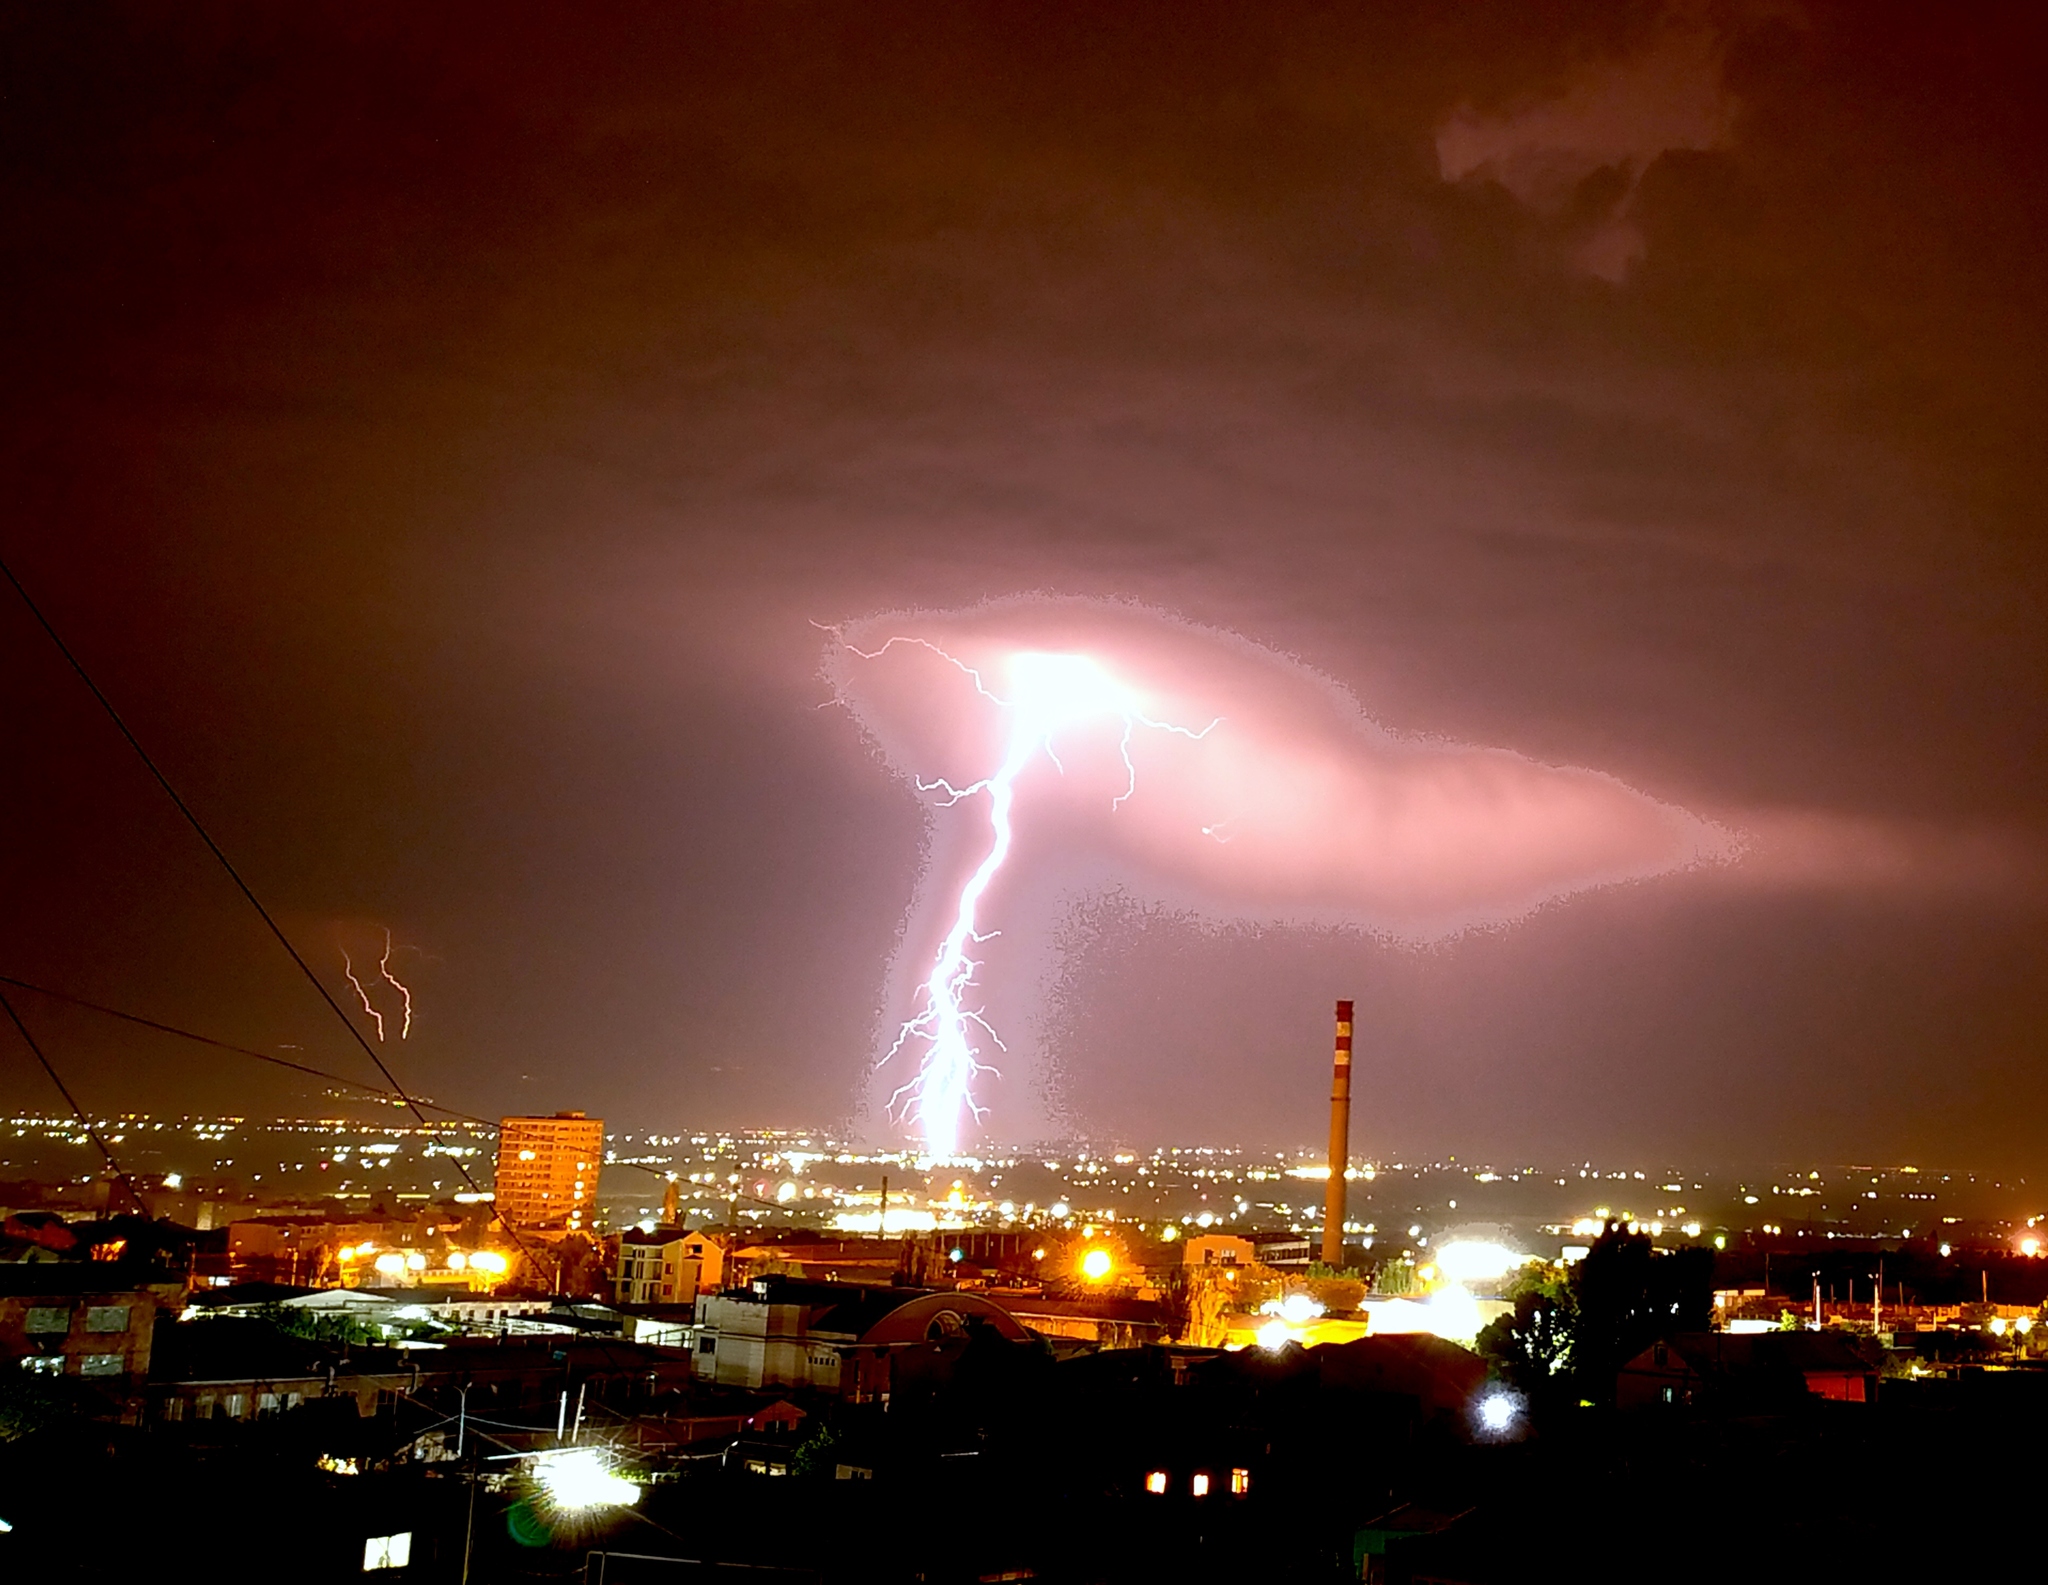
[341,927,415,1042]
[378,927,414,1039]
[341,949,386,1042]
[852,639,1217,1158]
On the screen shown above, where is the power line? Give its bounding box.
[0,554,549,1273]
[0,972,494,1127]
[0,984,143,1213]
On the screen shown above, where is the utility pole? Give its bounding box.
[1321,1000,1355,1271]
[459,1405,480,1585]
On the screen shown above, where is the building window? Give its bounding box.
[259,1392,281,1416]
[698,1336,716,1353]
[85,1305,131,1334]
[20,1356,62,1377]
[363,1533,413,1571]
[24,1307,69,1334]
[1144,1471,1168,1495]
[1191,1472,1212,1498]
[80,1353,124,1378]
[224,1392,247,1417]
[1230,1468,1251,1496]
[160,1397,185,1420]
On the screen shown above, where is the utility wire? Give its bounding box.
[0,984,143,1213]
[0,972,495,1127]
[0,555,548,1273]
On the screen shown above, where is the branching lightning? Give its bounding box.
[341,949,385,1042]
[341,927,415,1042]
[852,639,1218,1157]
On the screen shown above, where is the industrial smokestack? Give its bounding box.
[1322,999,1354,1269]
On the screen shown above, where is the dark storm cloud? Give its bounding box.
[1,2,2044,1167]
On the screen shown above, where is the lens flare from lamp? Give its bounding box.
[535,1448,641,1511]
[1476,1393,1519,1435]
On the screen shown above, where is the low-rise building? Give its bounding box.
[615,1227,733,1306]
[688,1280,1035,1396]
[0,1265,183,1415]
[1618,1331,1881,1411]
[1182,1233,1257,1268]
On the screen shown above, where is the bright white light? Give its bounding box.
[535,1447,641,1510]
[468,1251,509,1275]
[777,1182,797,1203]
[1256,1319,1291,1351]
[373,1253,406,1277]
[1435,1241,1522,1284]
[1270,1293,1324,1324]
[1477,1395,1517,1433]
[446,1251,467,1271]
[162,1173,182,1190]
[1007,651,1139,728]
[405,1252,427,1272]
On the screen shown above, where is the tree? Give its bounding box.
[1474,1285,1576,1406]
[1566,1223,1713,1404]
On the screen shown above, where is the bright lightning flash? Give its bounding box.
[341,927,415,1041]
[862,644,1216,1157]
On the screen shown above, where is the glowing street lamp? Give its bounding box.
[534,1448,640,1511]
[1080,1248,1113,1281]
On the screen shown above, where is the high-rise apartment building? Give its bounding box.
[494,1111,604,1234]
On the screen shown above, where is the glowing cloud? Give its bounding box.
[827,598,1735,1152]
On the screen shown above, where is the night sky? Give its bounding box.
[3,3,2044,1170]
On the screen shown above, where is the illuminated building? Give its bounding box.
[494,1111,604,1234]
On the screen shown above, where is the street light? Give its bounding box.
[534,1447,640,1511]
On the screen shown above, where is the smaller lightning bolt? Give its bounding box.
[378,928,414,1039]
[341,950,386,1042]
[342,927,416,1042]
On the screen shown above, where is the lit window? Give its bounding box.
[1191,1472,1212,1497]
[80,1353,125,1377]
[1144,1471,1168,1495]
[24,1307,69,1334]
[362,1533,413,1571]
[20,1356,62,1376]
[1230,1468,1250,1496]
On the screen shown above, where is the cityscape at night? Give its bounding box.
[4,3,2047,1581]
